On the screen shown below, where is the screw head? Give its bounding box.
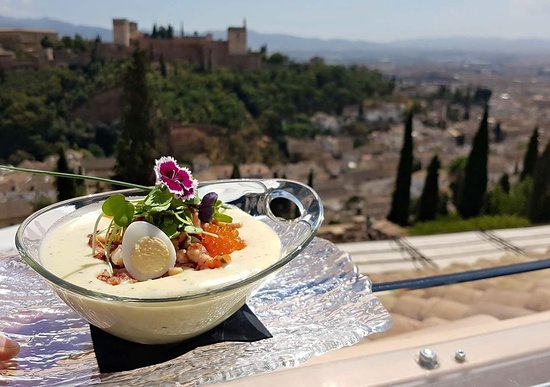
[418,348,439,369]
[455,349,466,363]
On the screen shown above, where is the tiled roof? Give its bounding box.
[368,252,550,341]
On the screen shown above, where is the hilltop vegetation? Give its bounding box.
[0,53,394,165]
[0,60,121,162]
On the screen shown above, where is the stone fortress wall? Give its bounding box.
[108,18,261,71]
[0,29,58,51]
[0,19,261,71]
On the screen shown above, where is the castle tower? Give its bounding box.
[113,18,130,47]
[227,21,247,55]
[129,22,139,39]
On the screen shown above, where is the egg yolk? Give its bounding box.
[130,236,171,275]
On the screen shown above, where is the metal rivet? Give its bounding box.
[455,349,466,363]
[418,348,439,369]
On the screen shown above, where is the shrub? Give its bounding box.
[409,215,530,236]
[485,178,532,217]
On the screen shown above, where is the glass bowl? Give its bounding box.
[15,179,323,344]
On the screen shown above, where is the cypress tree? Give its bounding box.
[463,88,471,120]
[387,111,413,226]
[159,54,167,78]
[115,49,156,186]
[448,157,467,209]
[307,168,314,188]
[417,155,440,222]
[529,139,550,223]
[55,148,77,201]
[521,127,539,181]
[458,104,489,218]
[230,163,241,179]
[75,166,86,196]
[494,122,504,143]
[158,26,167,39]
[498,173,510,194]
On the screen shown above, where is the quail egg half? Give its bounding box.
[121,221,176,281]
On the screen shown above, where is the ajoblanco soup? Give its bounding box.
[40,205,282,298]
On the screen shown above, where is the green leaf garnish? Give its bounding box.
[160,215,180,239]
[184,225,203,234]
[211,199,233,223]
[102,194,135,227]
[213,212,233,223]
[144,186,173,212]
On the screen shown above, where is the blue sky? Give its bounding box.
[2,0,550,41]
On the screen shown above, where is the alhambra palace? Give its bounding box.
[0,18,262,70]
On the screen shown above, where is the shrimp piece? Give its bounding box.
[171,238,180,250]
[167,267,184,276]
[110,246,123,266]
[176,249,190,264]
[93,246,106,260]
[186,243,226,270]
[186,243,206,261]
[88,233,105,248]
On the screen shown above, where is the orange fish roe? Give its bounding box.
[201,222,246,257]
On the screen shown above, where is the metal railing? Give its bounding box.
[372,257,550,292]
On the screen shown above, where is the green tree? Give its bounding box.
[529,140,550,223]
[486,177,532,217]
[458,104,489,218]
[493,121,504,143]
[266,53,289,65]
[158,26,167,39]
[438,191,449,216]
[307,168,314,188]
[417,155,440,222]
[115,49,156,185]
[73,34,87,53]
[230,162,241,179]
[498,173,510,194]
[159,54,167,78]
[463,88,471,120]
[75,166,87,196]
[55,148,77,201]
[387,111,413,226]
[40,35,53,48]
[61,36,73,50]
[521,127,539,181]
[473,87,492,105]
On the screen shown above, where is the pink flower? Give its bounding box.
[154,156,198,200]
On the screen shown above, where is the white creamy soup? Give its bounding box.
[40,205,282,298]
